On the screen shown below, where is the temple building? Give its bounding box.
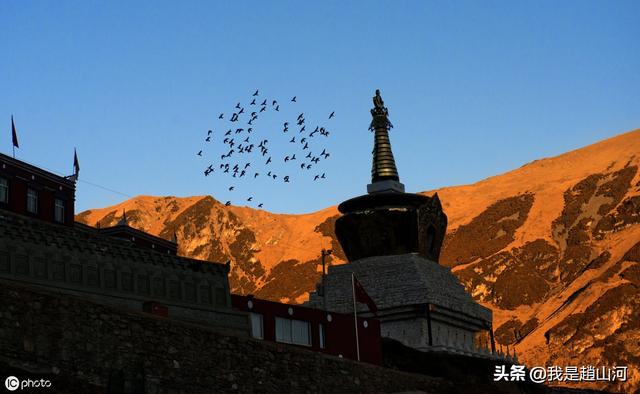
[306,90,494,355]
[0,152,248,334]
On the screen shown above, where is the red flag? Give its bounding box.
[11,115,19,148]
[353,274,378,315]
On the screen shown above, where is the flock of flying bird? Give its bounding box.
[197,90,335,208]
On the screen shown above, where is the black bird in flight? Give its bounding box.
[291,154,296,160]
[321,149,326,155]
[253,89,259,96]
[244,162,251,169]
[297,113,304,121]
[329,111,335,119]
[254,172,259,178]
[219,113,224,119]
[305,152,312,159]
[247,128,253,133]
[197,150,202,156]
[240,170,246,177]
[290,137,295,143]
[300,163,306,169]
[223,167,229,173]
[243,137,250,143]
[247,197,253,201]
[261,99,267,106]
[267,171,272,177]
[275,105,279,111]
[284,156,290,162]
[251,111,257,117]
[225,130,232,136]
[303,142,309,150]
[272,174,277,179]
[314,175,319,181]
[291,96,297,102]
[207,130,213,135]
[250,99,256,105]
[230,113,239,122]
[225,201,231,206]
[284,176,290,183]
[236,128,244,134]
[258,203,263,208]
[299,126,305,133]
[260,106,266,113]
[239,107,244,114]
[205,136,211,142]
[266,156,272,164]
[300,138,306,144]
[248,118,253,126]
[321,173,326,179]
[297,118,304,126]
[306,164,311,169]
[236,102,241,109]
[228,186,234,191]
[272,100,277,106]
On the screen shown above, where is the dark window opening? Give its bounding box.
[27,188,38,213]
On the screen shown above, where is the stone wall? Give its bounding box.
[0,211,247,332]
[0,279,461,394]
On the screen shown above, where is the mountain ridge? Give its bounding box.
[77,128,640,392]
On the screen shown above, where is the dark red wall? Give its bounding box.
[0,157,75,226]
[231,294,382,365]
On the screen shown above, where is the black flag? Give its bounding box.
[73,148,80,176]
[11,116,19,148]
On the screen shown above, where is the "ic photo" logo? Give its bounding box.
[4,376,52,391]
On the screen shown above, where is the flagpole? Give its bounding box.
[351,272,360,362]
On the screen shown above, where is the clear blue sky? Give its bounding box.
[1,1,639,214]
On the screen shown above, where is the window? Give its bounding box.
[54,198,65,223]
[250,313,264,339]
[319,324,325,349]
[0,178,7,203]
[27,188,38,213]
[275,317,311,346]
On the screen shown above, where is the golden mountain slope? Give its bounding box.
[77,128,640,392]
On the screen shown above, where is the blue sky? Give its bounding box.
[1,1,638,214]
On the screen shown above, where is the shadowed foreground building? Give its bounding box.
[307,90,494,355]
[0,152,248,333]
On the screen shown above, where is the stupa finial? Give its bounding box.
[368,89,404,193]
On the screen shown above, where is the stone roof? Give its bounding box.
[320,253,492,323]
